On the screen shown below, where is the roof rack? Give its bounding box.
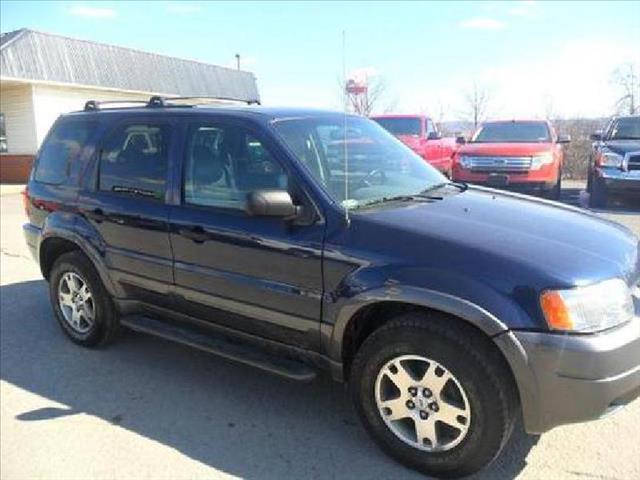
[84,95,260,111]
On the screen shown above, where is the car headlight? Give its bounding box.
[597,151,623,167]
[540,278,634,333]
[458,155,472,169]
[530,152,554,170]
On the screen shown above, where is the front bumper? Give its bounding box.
[497,314,640,434]
[596,167,640,194]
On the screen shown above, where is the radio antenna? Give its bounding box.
[342,30,350,225]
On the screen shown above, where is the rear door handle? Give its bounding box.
[179,226,208,243]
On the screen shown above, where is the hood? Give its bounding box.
[458,142,553,156]
[601,139,640,155]
[396,135,423,150]
[353,187,639,290]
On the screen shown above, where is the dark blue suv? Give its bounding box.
[23,98,640,478]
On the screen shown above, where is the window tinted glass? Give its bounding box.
[99,124,168,200]
[184,125,288,209]
[373,117,422,136]
[35,120,94,184]
[606,117,640,140]
[473,122,550,143]
[273,116,445,209]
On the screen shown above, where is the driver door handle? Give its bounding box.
[179,225,208,244]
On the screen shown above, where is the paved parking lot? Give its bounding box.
[1,183,639,480]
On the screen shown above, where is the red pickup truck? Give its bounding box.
[451,120,570,199]
[371,114,457,176]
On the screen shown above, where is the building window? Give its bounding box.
[0,114,7,153]
[99,124,169,200]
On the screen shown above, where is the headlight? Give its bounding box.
[540,278,634,332]
[458,155,472,169]
[597,151,623,167]
[530,152,554,170]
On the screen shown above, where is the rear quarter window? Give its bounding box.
[34,120,95,184]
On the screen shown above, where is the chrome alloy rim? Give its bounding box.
[375,354,471,452]
[58,272,95,334]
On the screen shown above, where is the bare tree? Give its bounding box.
[461,82,491,129]
[340,76,394,116]
[611,62,639,115]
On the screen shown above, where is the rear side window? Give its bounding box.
[98,124,169,200]
[35,120,94,184]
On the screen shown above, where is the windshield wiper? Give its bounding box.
[420,181,468,198]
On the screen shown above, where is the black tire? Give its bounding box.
[350,312,518,479]
[544,168,562,200]
[589,176,607,208]
[49,251,120,347]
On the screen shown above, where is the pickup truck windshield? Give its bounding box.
[372,117,422,136]
[606,116,640,140]
[473,122,550,143]
[272,116,445,209]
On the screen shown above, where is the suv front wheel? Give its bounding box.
[350,312,517,478]
[49,251,120,347]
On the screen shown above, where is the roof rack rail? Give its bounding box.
[83,95,261,112]
[84,100,149,111]
[147,96,261,107]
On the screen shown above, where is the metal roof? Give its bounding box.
[0,29,259,103]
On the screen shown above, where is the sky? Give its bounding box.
[1,1,639,120]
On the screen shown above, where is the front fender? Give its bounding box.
[323,283,510,363]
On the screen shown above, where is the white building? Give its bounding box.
[0,28,259,182]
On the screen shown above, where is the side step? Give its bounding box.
[120,315,317,382]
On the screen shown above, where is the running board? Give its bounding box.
[120,315,317,382]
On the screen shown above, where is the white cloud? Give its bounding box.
[69,6,117,18]
[459,18,506,30]
[509,0,540,18]
[165,3,202,14]
[347,66,378,82]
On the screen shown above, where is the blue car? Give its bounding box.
[23,97,640,478]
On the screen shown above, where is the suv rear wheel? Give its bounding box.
[350,312,517,478]
[49,251,120,347]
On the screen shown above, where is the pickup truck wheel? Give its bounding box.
[350,312,517,478]
[49,251,120,347]
[589,177,607,209]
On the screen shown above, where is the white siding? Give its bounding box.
[31,84,148,146]
[0,83,37,154]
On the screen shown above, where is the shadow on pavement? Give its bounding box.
[0,279,538,479]
[560,186,640,214]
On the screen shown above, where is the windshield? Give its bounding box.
[272,116,446,209]
[372,117,422,136]
[605,117,640,140]
[473,121,550,143]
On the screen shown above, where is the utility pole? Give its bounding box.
[235,54,240,71]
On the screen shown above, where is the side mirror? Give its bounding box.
[246,190,301,219]
[557,134,571,144]
[590,131,603,141]
[427,131,442,140]
[455,135,467,145]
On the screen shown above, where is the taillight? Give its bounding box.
[21,187,30,216]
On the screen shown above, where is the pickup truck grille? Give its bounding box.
[467,156,532,172]
[627,153,640,171]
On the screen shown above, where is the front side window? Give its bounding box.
[273,115,445,209]
[605,117,640,140]
[0,113,7,153]
[426,119,436,135]
[98,124,168,200]
[372,117,422,136]
[473,121,550,143]
[35,120,94,184]
[184,125,288,209]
